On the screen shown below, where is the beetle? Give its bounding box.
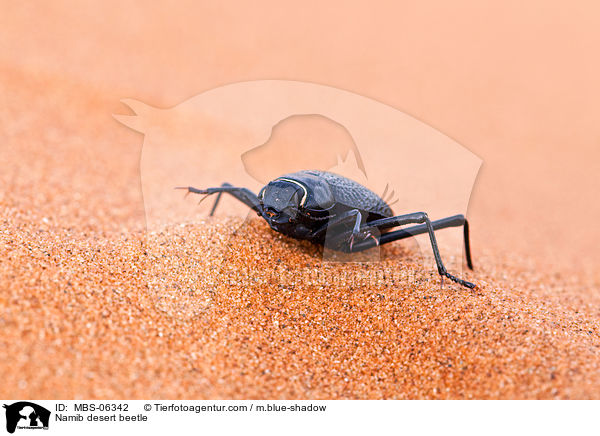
[177,170,475,288]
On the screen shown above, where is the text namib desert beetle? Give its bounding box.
[177,170,475,288]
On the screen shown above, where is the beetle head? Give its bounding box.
[259,180,304,229]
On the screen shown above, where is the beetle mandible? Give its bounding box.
[177,170,475,288]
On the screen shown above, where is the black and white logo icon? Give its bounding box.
[3,402,50,434]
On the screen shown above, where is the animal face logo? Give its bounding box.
[115,81,480,231]
[3,402,50,434]
[115,80,481,318]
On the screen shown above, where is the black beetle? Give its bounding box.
[177,170,475,288]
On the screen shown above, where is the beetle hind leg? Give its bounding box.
[375,215,473,270]
[352,212,476,289]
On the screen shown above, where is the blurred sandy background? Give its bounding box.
[1,1,600,399]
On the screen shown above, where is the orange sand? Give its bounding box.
[2,2,600,399]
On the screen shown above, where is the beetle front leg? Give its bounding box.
[176,183,262,215]
[309,209,378,252]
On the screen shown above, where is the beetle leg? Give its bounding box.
[353,212,476,289]
[355,214,474,271]
[176,183,262,215]
[197,193,212,206]
[310,209,363,239]
[367,233,379,246]
[348,211,365,251]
